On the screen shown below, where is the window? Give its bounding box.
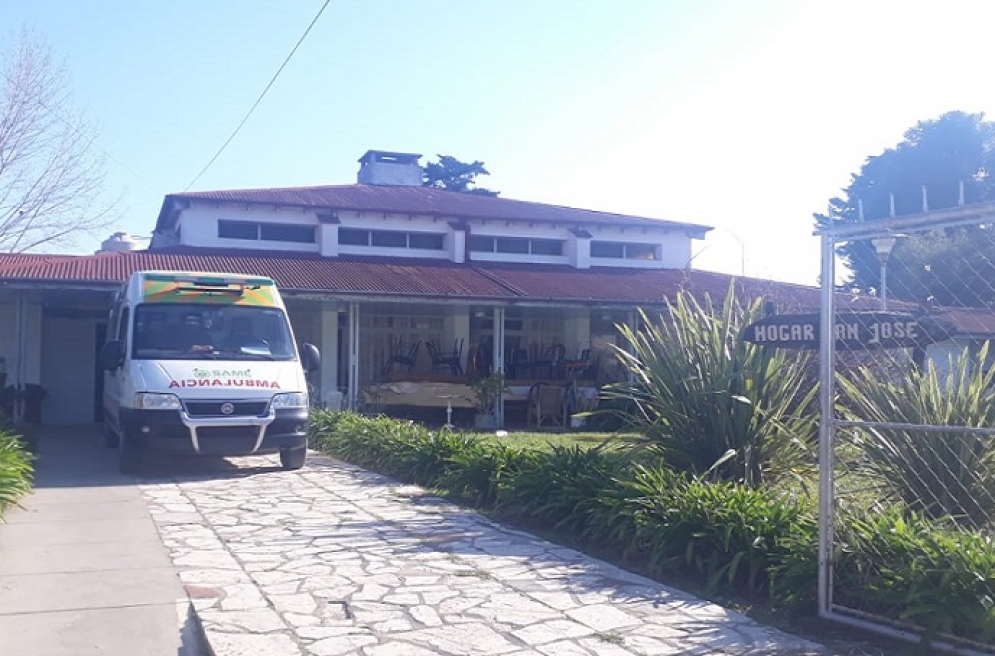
[530,239,563,256]
[371,230,407,248]
[219,220,258,240]
[339,228,445,251]
[339,228,369,245]
[118,307,130,342]
[409,233,445,250]
[591,240,658,260]
[496,237,529,254]
[218,220,316,244]
[470,236,494,252]
[259,223,315,244]
[626,243,657,260]
[471,236,564,256]
[131,304,296,361]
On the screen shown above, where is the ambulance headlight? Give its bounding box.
[271,392,308,409]
[135,393,182,410]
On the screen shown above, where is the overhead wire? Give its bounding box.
[184,0,332,191]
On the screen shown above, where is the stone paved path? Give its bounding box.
[140,452,830,656]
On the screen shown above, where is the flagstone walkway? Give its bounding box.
[140,452,830,656]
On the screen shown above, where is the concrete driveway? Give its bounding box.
[0,427,206,656]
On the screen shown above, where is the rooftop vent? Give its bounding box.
[357,150,423,186]
[97,231,141,253]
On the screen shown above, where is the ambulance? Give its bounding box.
[100,271,320,473]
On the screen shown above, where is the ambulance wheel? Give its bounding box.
[280,447,306,471]
[118,432,143,475]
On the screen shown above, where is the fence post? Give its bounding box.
[817,230,837,619]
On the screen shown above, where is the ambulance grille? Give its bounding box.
[185,401,268,417]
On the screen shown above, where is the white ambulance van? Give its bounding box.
[100,271,320,474]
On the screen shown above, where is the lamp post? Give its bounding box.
[871,235,899,310]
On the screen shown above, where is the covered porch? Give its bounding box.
[289,297,638,429]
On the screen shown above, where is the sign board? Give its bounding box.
[742,312,957,350]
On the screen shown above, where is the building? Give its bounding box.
[0,150,826,427]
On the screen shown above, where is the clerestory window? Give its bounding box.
[218,220,316,244]
[590,240,658,260]
[470,236,564,256]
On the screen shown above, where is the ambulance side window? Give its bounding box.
[107,306,120,341]
[117,307,130,343]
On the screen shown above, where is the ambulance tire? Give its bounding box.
[119,431,143,475]
[280,447,306,471]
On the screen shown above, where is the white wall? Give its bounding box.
[170,201,697,270]
[319,309,340,407]
[465,220,571,266]
[925,338,976,382]
[178,204,321,253]
[588,225,691,269]
[335,211,452,260]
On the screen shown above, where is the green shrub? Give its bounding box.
[394,429,473,488]
[603,286,818,488]
[834,509,995,643]
[496,444,631,536]
[310,410,411,471]
[0,426,34,520]
[838,343,995,527]
[611,465,815,593]
[438,440,537,508]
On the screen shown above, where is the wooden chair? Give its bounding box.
[505,346,527,379]
[526,382,566,428]
[562,348,593,379]
[530,344,566,380]
[426,338,464,375]
[382,339,421,376]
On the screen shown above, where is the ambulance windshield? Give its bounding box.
[132,304,296,361]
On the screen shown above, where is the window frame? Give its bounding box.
[338,228,446,251]
[590,240,659,260]
[218,220,317,244]
[470,235,564,256]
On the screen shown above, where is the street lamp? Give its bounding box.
[871,235,899,310]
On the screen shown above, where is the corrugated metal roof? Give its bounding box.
[0,246,833,309]
[0,253,78,272]
[929,306,995,336]
[0,250,519,300]
[156,184,712,235]
[6,247,991,338]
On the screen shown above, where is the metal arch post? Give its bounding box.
[818,231,838,619]
[492,307,505,427]
[12,292,25,423]
[347,302,360,411]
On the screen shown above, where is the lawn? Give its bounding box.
[462,429,641,451]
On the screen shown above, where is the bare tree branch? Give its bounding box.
[0,29,117,253]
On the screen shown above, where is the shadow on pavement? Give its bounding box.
[27,423,286,487]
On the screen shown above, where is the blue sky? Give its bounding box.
[4,1,995,284]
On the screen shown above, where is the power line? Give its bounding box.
[184,0,332,191]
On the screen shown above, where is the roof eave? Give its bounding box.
[153,195,192,233]
[169,188,714,233]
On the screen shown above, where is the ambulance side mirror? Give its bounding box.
[100,340,125,370]
[300,343,321,373]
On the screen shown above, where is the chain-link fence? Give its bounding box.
[818,202,995,652]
